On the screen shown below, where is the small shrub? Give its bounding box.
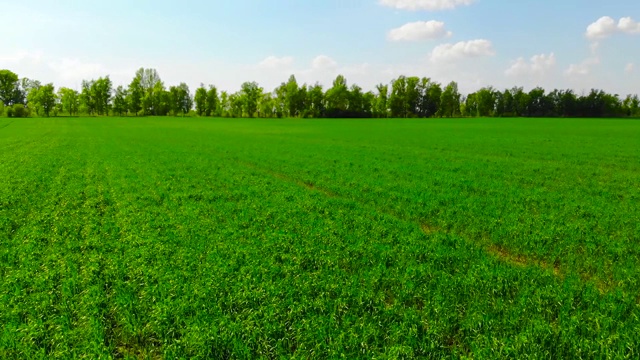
[12,104,26,118]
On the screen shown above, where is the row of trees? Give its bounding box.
[1,68,639,118]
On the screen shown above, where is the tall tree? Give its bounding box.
[284,75,300,117]
[374,84,389,118]
[80,80,95,115]
[127,75,143,115]
[240,81,262,118]
[206,86,219,116]
[113,85,128,116]
[58,88,79,116]
[325,75,349,117]
[26,83,43,115]
[194,85,207,116]
[178,83,193,116]
[38,84,57,117]
[0,70,19,106]
[308,83,325,118]
[91,76,112,115]
[439,81,461,118]
[476,87,496,117]
[389,76,407,118]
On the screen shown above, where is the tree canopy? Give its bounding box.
[1,67,638,119]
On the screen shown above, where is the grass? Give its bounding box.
[0,116,639,358]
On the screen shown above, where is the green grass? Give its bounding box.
[1,117,639,359]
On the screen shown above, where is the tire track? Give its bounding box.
[236,158,620,296]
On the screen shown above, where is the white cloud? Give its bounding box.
[388,21,452,41]
[429,39,494,62]
[0,50,44,65]
[311,55,338,70]
[618,17,640,34]
[379,0,475,11]
[625,63,634,74]
[258,56,294,69]
[565,57,600,76]
[586,16,640,40]
[48,58,108,82]
[586,16,617,40]
[505,53,556,77]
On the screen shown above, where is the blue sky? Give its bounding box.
[1,0,639,95]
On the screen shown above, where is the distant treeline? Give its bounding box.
[1,68,638,118]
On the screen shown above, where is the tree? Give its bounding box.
[258,92,275,118]
[178,83,193,116]
[27,83,43,115]
[440,81,461,117]
[91,77,112,115]
[374,84,388,118]
[80,80,95,115]
[133,68,162,115]
[152,81,170,116]
[240,81,262,117]
[169,83,192,116]
[405,76,421,117]
[0,70,19,106]
[9,103,28,118]
[228,92,243,118]
[38,84,57,117]
[623,94,640,117]
[58,88,79,116]
[206,86,219,116]
[127,75,144,115]
[417,78,442,117]
[476,87,496,117]
[389,76,407,118]
[194,85,207,116]
[113,86,128,116]
[528,87,552,117]
[219,91,230,117]
[285,75,300,117]
[308,83,325,118]
[325,75,349,117]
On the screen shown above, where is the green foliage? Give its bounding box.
[1,117,640,358]
[7,103,28,117]
[26,83,57,117]
[112,86,128,116]
[205,86,219,116]
[58,88,79,116]
[194,85,207,116]
[0,69,19,106]
[1,67,639,119]
[240,81,262,117]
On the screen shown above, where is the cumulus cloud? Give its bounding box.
[258,56,294,69]
[565,57,600,76]
[586,16,640,40]
[505,53,556,77]
[311,55,338,70]
[429,39,494,62]
[379,0,475,11]
[618,17,640,34]
[388,21,452,41]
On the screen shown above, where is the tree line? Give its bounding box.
[0,68,638,119]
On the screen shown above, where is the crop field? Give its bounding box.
[1,116,639,358]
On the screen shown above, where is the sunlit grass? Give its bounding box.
[1,117,639,358]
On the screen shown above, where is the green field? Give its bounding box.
[1,117,639,358]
